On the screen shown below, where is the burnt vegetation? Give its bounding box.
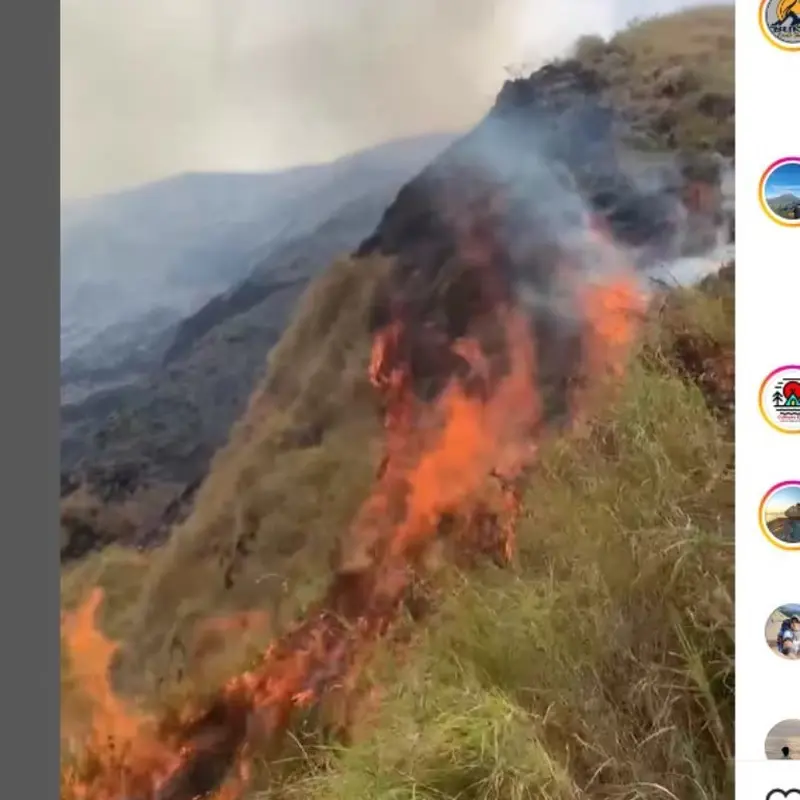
[60,5,733,564]
[62,8,734,800]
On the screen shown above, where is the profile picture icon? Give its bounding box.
[760,482,800,550]
[766,605,800,658]
[766,720,800,759]
[759,366,800,433]
[760,159,800,226]
[761,0,800,49]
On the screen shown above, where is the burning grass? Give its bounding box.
[255,339,733,800]
[60,252,732,799]
[59,10,735,793]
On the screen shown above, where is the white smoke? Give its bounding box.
[61,0,715,198]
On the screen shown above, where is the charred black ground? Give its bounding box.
[360,61,725,420]
[60,20,733,565]
[62,11,734,800]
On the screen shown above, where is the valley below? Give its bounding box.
[61,8,735,799]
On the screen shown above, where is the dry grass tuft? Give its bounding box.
[60,10,735,794]
[574,5,734,154]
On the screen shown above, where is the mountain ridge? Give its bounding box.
[60,6,734,564]
[767,192,800,220]
[62,10,734,800]
[61,132,458,364]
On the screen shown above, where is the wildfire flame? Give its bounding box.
[61,589,185,799]
[61,213,646,800]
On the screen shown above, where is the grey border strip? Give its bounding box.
[0,0,60,794]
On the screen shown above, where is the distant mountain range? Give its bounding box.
[61,133,457,366]
[59,6,736,563]
[61,133,458,485]
[767,192,800,220]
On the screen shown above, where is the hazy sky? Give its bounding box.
[765,485,800,516]
[765,161,800,198]
[61,0,705,199]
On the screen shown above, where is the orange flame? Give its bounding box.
[569,219,648,420]
[387,310,539,559]
[61,209,647,800]
[61,589,183,799]
[580,278,646,378]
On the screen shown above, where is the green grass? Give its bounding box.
[60,259,734,799]
[245,286,733,799]
[62,256,391,705]
[60,7,735,790]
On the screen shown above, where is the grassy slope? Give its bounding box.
[61,262,734,799]
[575,5,734,154]
[61,7,734,798]
[62,256,392,701]
[277,271,734,800]
[59,4,734,562]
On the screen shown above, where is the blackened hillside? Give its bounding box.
[357,60,729,421]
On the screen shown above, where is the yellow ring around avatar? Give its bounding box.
[760,0,800,50]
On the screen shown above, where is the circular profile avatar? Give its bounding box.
[766,719,800,759]
[760,159,800,227]
[766,605,800,658]
[761,0,800,49]
[759,366,800,433]
[760,482,800,550]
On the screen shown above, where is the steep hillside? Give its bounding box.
[61,260,735,800]
[59,6,733,563]
[61,195,391,480]
[61,132,456,374]
[571,6,733,155]
[60,136,457,554]
[62,9,733,800]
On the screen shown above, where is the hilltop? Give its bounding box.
[61,8,734,799]
[767,192,800,220]
[59,5,734,563]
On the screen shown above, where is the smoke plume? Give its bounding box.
[61,0,704,197]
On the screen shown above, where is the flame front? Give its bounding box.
[62,217,646,800]
[61,590,183,799]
